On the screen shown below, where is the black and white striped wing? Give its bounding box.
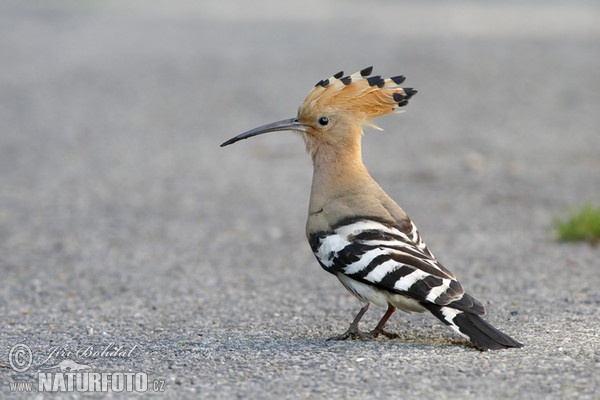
[309,217,484,314]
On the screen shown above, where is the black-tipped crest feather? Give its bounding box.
[360,66,373,76]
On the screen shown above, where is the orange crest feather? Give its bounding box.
[299,66,416,128]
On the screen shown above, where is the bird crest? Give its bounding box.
[299,66,417,130]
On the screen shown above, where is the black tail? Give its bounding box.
[427,305,523,351]
[452,311,523,350]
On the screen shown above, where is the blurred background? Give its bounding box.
[0,0,598,397]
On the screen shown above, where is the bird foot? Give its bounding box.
[370,329,401,339]
[327,327,375,341]
[327,327,401,341]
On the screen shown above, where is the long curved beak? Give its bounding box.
[220,117,308,147]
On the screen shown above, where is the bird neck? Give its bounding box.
[308,137,377,214]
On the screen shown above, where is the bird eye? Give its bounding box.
[318,116,329,126]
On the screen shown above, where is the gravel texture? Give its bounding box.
[1,1,599,398]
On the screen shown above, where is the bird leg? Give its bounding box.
[369,304,400,339]
[327,303,373,341]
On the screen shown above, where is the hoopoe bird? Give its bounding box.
[221,67,522,350]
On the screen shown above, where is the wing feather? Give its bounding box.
[310,216,484,314]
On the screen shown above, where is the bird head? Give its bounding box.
[220,67,417,156]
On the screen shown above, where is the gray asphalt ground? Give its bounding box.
[1,1,599,398]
